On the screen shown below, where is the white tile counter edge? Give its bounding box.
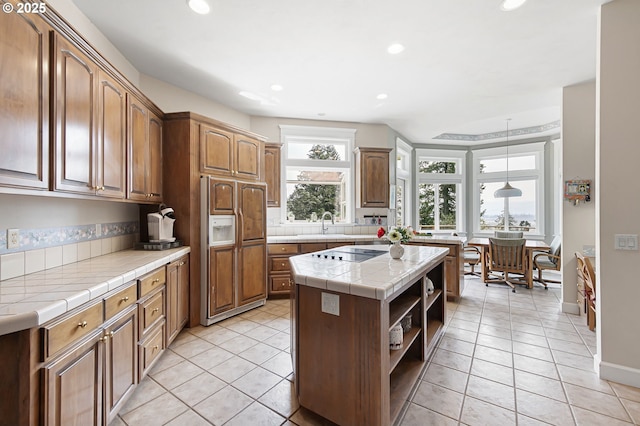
[0,247,191,336]
[267,234,465,245]
[289,245,449,301]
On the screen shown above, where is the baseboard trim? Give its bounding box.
[562,301,580,315]
[596,354,640,388]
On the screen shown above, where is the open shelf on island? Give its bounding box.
[425,289,442,311]
[389,295,421,330]
[389,358,425,424]
[389,326,421,373]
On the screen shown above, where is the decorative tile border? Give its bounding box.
[0,221,139,255]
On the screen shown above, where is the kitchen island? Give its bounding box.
[289,244,448,426]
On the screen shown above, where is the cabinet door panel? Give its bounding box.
[201,125,233,176]
[97,71,126,198]
[178,257,190,331]
[104,307,137,425]
[209,247,235,315]
[361,151,389,207]
[0,10,49,189]
[127,96,148,200]
[148,112,163,201]
[238,183,266,243]
[54,35,97,195]
[264,144,281,207]
[43,332,103,426]
[209,179,235,214]
[234,135,261,180]
[238,243,266,305]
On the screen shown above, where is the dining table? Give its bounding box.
[467,237,551,289]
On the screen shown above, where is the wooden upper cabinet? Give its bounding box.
[200,123,263,181]
[0,10,50,190]
[238,182,266,243]
[264,143,281,207]
[53,34,99,195]
[201,124,234,177]
[127,94,162,202]
[209,178,236,214]
[355,148,391,208]
[234,135,262,180]
[97,70,126,199]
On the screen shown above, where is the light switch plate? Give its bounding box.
[321,292,340,316]
[615,234,638,250]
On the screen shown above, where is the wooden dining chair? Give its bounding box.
[463,245,481,276]
[486,237,527,292]
[576,252,596,331]
[533,235,561,289]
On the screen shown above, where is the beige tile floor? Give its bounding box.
[110,276,640,425]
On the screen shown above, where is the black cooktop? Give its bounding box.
[310,247,386,263]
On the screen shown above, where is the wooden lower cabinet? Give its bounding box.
[104,305,138,425]
[209,246,236,316]
[42,329,104,426]
[166,255,189,344]
[238,242,267,305]
[14,260,190,426]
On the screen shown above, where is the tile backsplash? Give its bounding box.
[0,221,139,281]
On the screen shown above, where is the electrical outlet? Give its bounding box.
[95,223,102,237]
[7,229,19,249]
[321,292,340,316]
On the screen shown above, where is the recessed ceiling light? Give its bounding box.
[387,43,405,55]
[500,0,527,11]
[270,84,283,91]
[187,0,210,15]
[376,93,388,100]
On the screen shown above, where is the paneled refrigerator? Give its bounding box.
[200,176,267,326]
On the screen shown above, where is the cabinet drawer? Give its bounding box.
[270,276,292,293]
[139,289,165,334]
[300,243,326,253]
[270,257,291,272]
[268,244,299,255]
[105,282,137,320]
[42,300,104,360]
[139,320,165,379]
[139,268,166,298]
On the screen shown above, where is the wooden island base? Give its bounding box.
[293,259,445,426]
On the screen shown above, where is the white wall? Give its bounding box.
[561,81,596,315]
[46,0,140,86]
[139,75,251,129]
[250,116,391,147]
[596,0,640,387]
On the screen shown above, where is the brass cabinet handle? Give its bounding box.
[78,321,88,328]
[100,334,109,342]
[109,331,114,338]
[152,278,160,283]
[152,307,159,314]
[152,345,159,352]
[281,262,286,267]
[281,247,286,251]
[179,261,185,266]
[121,296,129,303]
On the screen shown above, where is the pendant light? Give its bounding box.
[494,119,522,198]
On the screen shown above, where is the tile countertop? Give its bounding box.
[267,234,466,245]
[0,247,190,336]
[289,244,449,301]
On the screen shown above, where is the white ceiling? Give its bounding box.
[71,0,607,145]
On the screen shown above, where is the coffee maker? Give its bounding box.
[147,204,176,242]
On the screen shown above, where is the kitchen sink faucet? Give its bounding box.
[321,212,334,235]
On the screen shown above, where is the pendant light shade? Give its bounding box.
[494,119,522,198]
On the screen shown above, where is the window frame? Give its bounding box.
[279,125,356,224]
[472,142,545,237]
[415,148,466,233]
[396,138,413,226]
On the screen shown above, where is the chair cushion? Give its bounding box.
[464,252,480,262]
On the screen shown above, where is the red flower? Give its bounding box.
[377,227,386,238]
